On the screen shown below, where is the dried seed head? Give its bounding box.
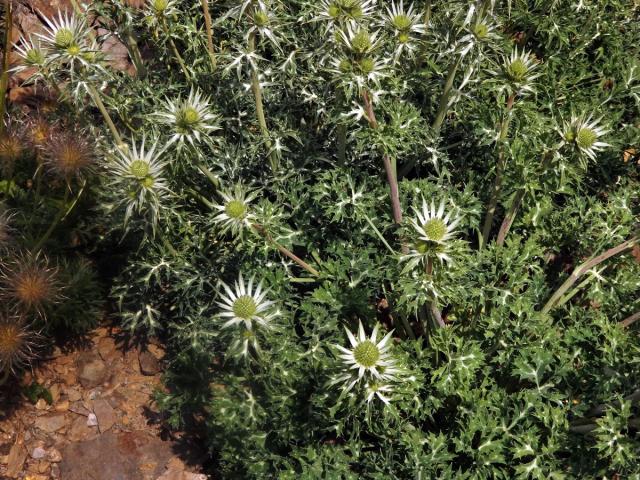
[0,209,13,248]
[0,313,40,375]
[44,132,94,180]
[1,253,59,317]
[27,116,53,148]
[0,129,24,175]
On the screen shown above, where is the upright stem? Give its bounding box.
[496,151,553,246]
[86,83,124,148]
[125,29,146,78]
[251,224,320,277]
[201,0,216,70]
[542,237,638,314]
[0,0,12,135]
[480,93,515,248]
[33,189,72,252]
[621,311,640,328]
[248,31,278,172]
[362,90,407,253]
[161,17,191,80]
[432,56,461,136]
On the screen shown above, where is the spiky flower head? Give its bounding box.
[499,48,541,95]
[1,252,59,318]
[146,0,178,16]
[402,198,461,268]
[318,0,374,26]
[44,131,94,181]
[211,185,258,237]
[561,114,609,161]
[156,89,219,147]
[110,138,170,228]
[216,273,278,331]
[37,10,89,52]
[12,36,48,78]
[0,313,40,376]
[26,116,53,149]
[382,1,426,53]
[334,321,399,393]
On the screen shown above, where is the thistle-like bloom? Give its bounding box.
[1,252,59,318]
[403,199,461,267]
[340,26,382,56]
[335,321,398,391]
[211,185,258,237]
[382,1,426,58]
[44,131,95,181]
[561,114,609,161]
[155,89,219,147]
[12,36,48,78]
[146,0,179,18]
[316,0,375,31]
[110,138,170,227]
[216,273,278,331]
[0,313,41,377]
[36,10,89,52]
[499,48,541,95]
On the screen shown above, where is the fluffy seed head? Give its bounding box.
[0,316,39,375]
[1,253,59,317]
[0,132,23,164]
[28,117,52,148]
[44,133,94,180]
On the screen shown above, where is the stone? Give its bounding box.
[35,398,48,410]
[139,351,161,376]
[87,413,98,427]
[50,384,61,403]
[98,337,118,361]
[77,352,108,388]
[51,463,61,478]
[59,431,174,480]
[24,475,48,480]
[48,448,62,463]
[37,459,50,473]
[6,440,27,478]
[93,399,117,433]
[55,400,70,412]
[31,447,47,459]
[34,414,67,433]
[67,415,96,442]
[66,387,82,402]
[148,344,165,360]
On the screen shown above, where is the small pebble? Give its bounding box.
[31,447,47,459]
[87,413,98,427]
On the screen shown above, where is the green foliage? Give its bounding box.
[8,0,640,477]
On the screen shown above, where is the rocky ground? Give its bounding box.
[0,326,206,480]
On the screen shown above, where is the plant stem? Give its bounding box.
[201,0,216,70]
[125,29,146,78]
[248,31,278,172]
[362,90,408,254]
[252,224,319,277]
[480,93,516,248]
[0,0,12,135]
[196,161,220,190]
[542,237,638,314]
[431,56,461,136]
[161,17,191,80]
[496,151,553,246]
[620,311,640,328]
[86,83,124,148]
[33,189,72,252]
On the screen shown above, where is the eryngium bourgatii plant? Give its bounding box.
[10,0,640,477]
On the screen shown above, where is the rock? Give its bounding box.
[55,400,70,412]
[34,414,67,433]
[98,337,118,361]
[48,448,62,463]
[66,387,82,402]
[59,431,175,480]
[139,351,161,376]
[35,398,48,410]
[67,415,96,442]
[37,459,50,473]
[148,344,165,360]
[93,399,117,433]
[50,384,61,403]
[87,413,98,427]
[31,447,47,459]
[6,439,27,478]
[77,352,108,388]
[24,475,49,480]
[51,463,61,478]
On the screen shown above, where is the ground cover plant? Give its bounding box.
[4,0,640,477]
[0,1,103,393]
